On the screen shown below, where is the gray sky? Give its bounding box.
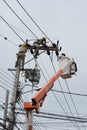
[0,0,87,130]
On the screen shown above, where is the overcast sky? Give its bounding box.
[0,0,87,130]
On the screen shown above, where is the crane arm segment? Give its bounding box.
[32,69,63,106]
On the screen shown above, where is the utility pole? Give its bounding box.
[3,90,9,130]
[7,66,20,130]
[7,44,26,130]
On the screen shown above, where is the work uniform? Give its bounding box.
[33,37,46,58]
[15,43,27,68]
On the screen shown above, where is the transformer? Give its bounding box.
[25,69,40,84]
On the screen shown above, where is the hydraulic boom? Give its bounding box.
[24,57,77,130]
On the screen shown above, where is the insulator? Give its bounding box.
[52,43,57,48]
[57,40,59,45]
[47,50,50,55]
[30,49,34,54]
[55,50,59,56]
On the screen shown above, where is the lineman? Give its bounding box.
[33,37,47,58]
[15,43,28,69]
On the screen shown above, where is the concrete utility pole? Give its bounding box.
[7,66,20,130]
[7,43,27,130]
[3,90,9,130]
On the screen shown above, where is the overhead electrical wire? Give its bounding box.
[51,91,83,129]
[52,90,69,116]
[34,117,48,130]
[0,76,13,87]
[0,33,18,47]
[39,111,87,122]
[65,79,86,130]
[39,55,50,78]
[16,110,87,128]
[0,79,13,91]
[0,84,11,92]
[0,68,14,80]
[0,72,14,84]
[34,121,87,127]
[9,24,35,39]
[33,119,42,130]
[57,82,80,130]
[2,0,38,39]
[34,58,47,82]
[34,113,87,123]
[52,89,87,97]
[0,18,35,46]
[0,69,14,92]
[0,15,25,42]
[16,114,26,130]
[16,0,53,44]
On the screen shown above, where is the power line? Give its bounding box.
[0,76,13,87]
[0,15,25,42]
[38,111,87,122]
[52,89,87,97]
[0,18,35,39]
[2,0,38,39]
[0,72,14,84]
[16,0,53,44]
[65,79,86,130]
[0,68,14,79]
[34,58,47,82]
[0,33,18,47]
[33,113,87,123]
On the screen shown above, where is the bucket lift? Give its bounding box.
[58,53,77,79]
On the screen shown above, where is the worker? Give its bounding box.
[33,37,47,58]
[15,43,28,69]
[58,53,70,69]
[74,62,77,72]
[58,53,77,79]
[33,37,46,46]
[70,61,77,74]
